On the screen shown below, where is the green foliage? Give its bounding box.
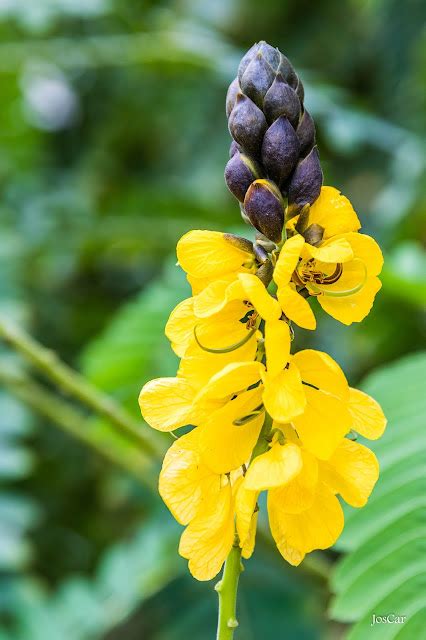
[0,391,37,573]
[81,258,188,408]
[5,512,182,640]
[330,352,426,637]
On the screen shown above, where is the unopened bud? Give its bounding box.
[228,94,267,157]
[240,53,276,108]
[229,140,241,158]
[225,152,261,202]
[238,41,280,84]
[226,77,240,117]
[224,233,254,253]
[263,75,301,127]
[287,146,323,209]
[276,54,298,88]
[296,110,316,157]
[244,179,284,243]
[295,78,305,105]
[261,116,300,186]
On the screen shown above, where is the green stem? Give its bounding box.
[215,544,243,640]
[0,365,157,489]
[0,314,163,458]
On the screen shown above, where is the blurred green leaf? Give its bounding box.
[382,242,426,306]
[330,352,426,636]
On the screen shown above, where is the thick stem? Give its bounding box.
[215,544,243,640]
[0,315,163,457]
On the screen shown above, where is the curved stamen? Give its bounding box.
[307,259,368,297]
[320,263,343,284]
[233,405,265,426]
[194,322,258,354]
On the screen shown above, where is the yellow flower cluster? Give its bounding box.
[139,185,386,581]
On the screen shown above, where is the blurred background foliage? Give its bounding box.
[0,0,425,638]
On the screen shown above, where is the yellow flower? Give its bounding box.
[243,419,380,566]
[176,230,255,294]
[282,187,383,326]
[159,429,256,580]
[138,327,258,432]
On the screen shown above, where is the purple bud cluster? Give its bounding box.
[225,41,323,242]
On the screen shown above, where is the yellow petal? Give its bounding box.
[193,276,243,318]
[263,363,306,423]
[179,480,234,581]
[159,429,219,524]
[238,273,281,321]
[187,273,211,295]
[343,232,384,277]
[277,284,316,330]
[196,361,264,402]
[178,333,258,391]
[235,479,259,548]
[268,483,344,566]
[139,377,195,431]
[270,447,318,514]
[292,387,352,459]
[293,349,349,400]
[245,442,302,491]
[274,234,305,287]
[348,387,387,439]
[303,236,354,263]
[199,388,265,474]
[241,510,258,559]
[308,186,361,239]
[194,300,251,351]
[265,319,291,377]
[318,276,382,325]
[177,230,252,278]
[321,439,379,507]
[165,297,196,357]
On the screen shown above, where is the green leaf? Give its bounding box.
[330,352,426,636]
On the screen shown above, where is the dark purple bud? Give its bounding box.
[237,43,259,83]
[225,152,261,202]
[257,41,281,71]
[229,140,241,158]
[238,41,280,84]
[240,54,276,107]
[295,77,304,105]
[263,75,301,127]
[261,116,300,186]
[244,179,284,243]
[228,94,267,157]
[296,109,316,157]
[276,54,298,88]
[226,78,240,117]
[288,146,323,209]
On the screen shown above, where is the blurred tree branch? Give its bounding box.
[0,362,157,488]
[0,314,163,458]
